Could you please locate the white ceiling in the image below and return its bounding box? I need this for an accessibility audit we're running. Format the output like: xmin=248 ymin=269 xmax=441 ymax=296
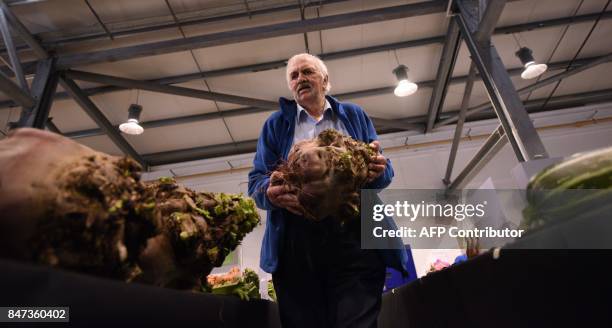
xmin=1 ymin=0 xmax=611 ymax=166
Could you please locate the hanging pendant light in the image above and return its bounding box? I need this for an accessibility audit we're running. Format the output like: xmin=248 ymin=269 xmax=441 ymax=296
xmin=515 ymin=47 xmax=547 ymax=80
xmin=119 ymin=104 xmax=144 ymax=135
xmin=392 ymin=64 xmax=418 ymax=97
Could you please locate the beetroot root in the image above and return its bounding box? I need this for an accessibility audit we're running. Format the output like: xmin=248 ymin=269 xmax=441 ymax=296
xmin=272 ymin=129 xmax=375 ymax=221
xmin=0 ymin=128 xmax=259 ymax=291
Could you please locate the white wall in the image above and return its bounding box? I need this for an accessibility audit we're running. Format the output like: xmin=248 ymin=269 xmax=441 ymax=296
xmin=382 ymin=119 xmax=612 ymax=276
xmin=147 ymin=103 xmax=612 ymax=277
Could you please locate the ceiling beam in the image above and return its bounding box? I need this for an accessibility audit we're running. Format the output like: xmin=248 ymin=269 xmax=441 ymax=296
xmin=473 ymin=0 xmax=506 ymax=42
xmin=494 ymin=10 xmax=612 ymax=35
xmin=443 ymin=62 xmax=477 ymax=186
xmin=456 ymin=0 xmax=548 ymax=161
xmin=0 ymin=5 xmax=28 ymax=92
xmin=45 ymin=117 xmax=61 ymax=133
xmin=4 ymin=9 xmax=612 ymax=78
xmin=370 ymin=117 xmax=424 ymax=131
xmin=59 ymin=76 xmax=147 ymax=169
xmin=17 ymin=57 xmax=59 ymax=128
xmin=55 ymin=1 xmax=447 ymax=68
xmin=2 ymin=10 xmax=610 ymax=108
xmin=0 ymin=70 xmax=33 ymax=107
xmin=65 ymin=106 xmax=269 ymax=139
xmin=0 ymin=0 xmax=46 ymax=58
xmin=142 ymin=88 xmax=612 ymax=165
xmin=425 ymin=18 xmax=461 ymax=133
xmin=446 ymin=124 xmax=506 ymax=191
xmin=0 ymin=0 xmax=40 ymax=109
xmin=9 ymin=0 xmax=546 ymax=54
xmin=59 ymin=54 xmax=612 ymax=139
xmin=0 ymin=0 xmax=150 ymax=169
xmin=143 ymin=139 xmax=259 ymax=166
xmin=435 ymin=52 xmax=612 ymax=127
xmin=64 ymin=69 xmax=278 ymax=110
xmin=1 ymin=0 xmax=354 ymax=52
xmin=442 ymin=0 xmax=507 ymax=184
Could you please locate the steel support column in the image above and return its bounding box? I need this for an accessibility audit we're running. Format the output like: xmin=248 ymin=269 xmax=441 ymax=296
xmin=443 ymin=0 xmax=505 ymax=184
xmin=0 ymin=0 xmax=46 ymax=59
xmin=454 ymin=0 xmax=548 ymax=161
xmin=425 ymin=18 xmax=461 ymax=133
xmin=0 ymin=6 xmax=27 ymax=91
xmin=435 ymin=52 xmax=612 ymax=128
xmin=0 ymin=69 xmax=33 ymax=107
xmin=17 ymin=57 xmax=59 ymax=128
xmin=45 ymin=117 xmax=61 ymax=134
xmin=443 ymin=63 xmax=477 ymax=186
xmin=447 ymin=125 xmax=507 ymax=191
xmin=60 ymin=76 xmax=147 ymax=169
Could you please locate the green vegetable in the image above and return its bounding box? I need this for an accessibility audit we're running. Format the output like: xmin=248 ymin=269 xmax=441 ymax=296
xmin=522 ymin=146 xmax=612 ymax=230
xmin=158 ymin=176 xmax=174 ymax=184
xmin=108 ymin=200 xmax=123 ymax=213
xmin=209 ymin=268 xmax=261 ymax=301
xmin=267 ymin=280 xmax=277 ymax=302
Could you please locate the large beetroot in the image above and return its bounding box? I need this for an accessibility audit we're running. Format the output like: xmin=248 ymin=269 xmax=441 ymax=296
xmin=271 ymin=129 xmax=375 ymax=221
xmin=0 ymin=128 xmax=259 ymax=291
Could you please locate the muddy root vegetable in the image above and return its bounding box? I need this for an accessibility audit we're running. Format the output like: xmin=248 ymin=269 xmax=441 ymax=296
xmin=0 ymin=128 xmax=260 ymax=291
xmin=272 ymin=129 xmax=375 ymax=221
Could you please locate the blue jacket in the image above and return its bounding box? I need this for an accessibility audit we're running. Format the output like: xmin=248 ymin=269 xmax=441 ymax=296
xmin=248 ymin=95 xmax=409 ymax=274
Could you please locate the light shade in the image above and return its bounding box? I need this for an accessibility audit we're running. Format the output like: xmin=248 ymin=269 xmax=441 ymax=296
xmin=515 ymin=47 xmax=547 ymax=79
xmin=119 ymin=104 xmax=144 ymax=135
xmin=119 ymin=119 xmax=144 ymax=135
xmin=394 ymin=80 xmax=418 ymax=97
xmin=521 ymin=62 xmax=548 ymax=80
xmin=392 ymin=65 xmax=418 ymax=97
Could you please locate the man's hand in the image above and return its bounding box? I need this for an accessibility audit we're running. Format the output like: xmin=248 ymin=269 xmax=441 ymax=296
xmin=367 ymin=140 xmax=387 ymax=183
xmin=267 ymin=172 xmax=305 ymax=215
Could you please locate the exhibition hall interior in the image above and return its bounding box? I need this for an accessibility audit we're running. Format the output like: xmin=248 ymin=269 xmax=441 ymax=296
xmin=0 ymin=0 xmax=611 ymax=326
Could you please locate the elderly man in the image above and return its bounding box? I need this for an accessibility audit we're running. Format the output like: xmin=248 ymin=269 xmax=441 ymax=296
xmin=248 ymin=53 xmax=407 ymax=327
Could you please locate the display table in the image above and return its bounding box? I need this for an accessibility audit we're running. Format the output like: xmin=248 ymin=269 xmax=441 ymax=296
xmin=379 ymin=210 xmax=612 ymax=327
xmin=3 ymin=209 xmax=611 ymax=327
xmin=0 ymin=259 xmax=281 ymax=327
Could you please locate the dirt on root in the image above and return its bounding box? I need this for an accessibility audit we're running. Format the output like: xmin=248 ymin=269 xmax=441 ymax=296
xmin=0 ymin=128 xmax=260 ymax=291
xmin=272 ymin=129 xmax=374 ymax=221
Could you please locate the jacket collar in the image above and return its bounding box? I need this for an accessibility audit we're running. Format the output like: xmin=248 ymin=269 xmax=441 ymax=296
xmin=278 ymin=95 xmax=346 ymax=123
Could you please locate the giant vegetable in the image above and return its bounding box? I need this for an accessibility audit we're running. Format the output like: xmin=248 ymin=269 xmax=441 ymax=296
xmin=522 ymin=146 xmax=612 ymax=230
xmin=0 ymin=128 xmax=259 ymax=291
xmin=271 ymin=129 xmax=375 ymax=221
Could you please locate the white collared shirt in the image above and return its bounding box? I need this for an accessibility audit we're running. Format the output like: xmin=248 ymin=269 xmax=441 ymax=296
xmin=292 ymin=99 xmax=349 ymax=145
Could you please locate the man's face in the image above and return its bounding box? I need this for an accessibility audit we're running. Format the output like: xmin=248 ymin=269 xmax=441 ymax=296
xmin=287 ymin=57 xmax=328 ymax=105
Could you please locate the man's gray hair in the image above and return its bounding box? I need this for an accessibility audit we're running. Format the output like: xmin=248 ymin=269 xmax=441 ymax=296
xmin=286 ymin=53 xmax=331 ymax=93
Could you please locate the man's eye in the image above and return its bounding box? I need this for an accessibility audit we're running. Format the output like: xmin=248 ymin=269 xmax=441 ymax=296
xmin=303 ymin=69 xmax=312 ymax=75
xmin=291 ymin=73 xmax=298 ymax=79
